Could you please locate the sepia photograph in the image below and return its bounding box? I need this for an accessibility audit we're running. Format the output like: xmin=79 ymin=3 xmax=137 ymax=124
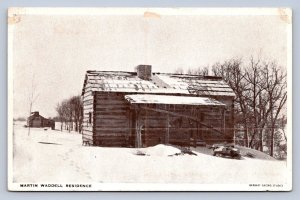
xmin=7 ymin=7 xmax=292 ymax=191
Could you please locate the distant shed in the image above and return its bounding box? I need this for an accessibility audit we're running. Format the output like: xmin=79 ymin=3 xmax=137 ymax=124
xmin=27 ymin=111 xmax=55 ymax=130
xmin=81 ymin=65 xmax=235 ymax=148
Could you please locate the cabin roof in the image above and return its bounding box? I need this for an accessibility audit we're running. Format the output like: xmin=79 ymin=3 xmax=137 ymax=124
xmin=82 ymin=71 xmax=235 ymax=97
xmin=28 ymin=114 xmax=45 ymax=120
xmin=125 ymin=94 xmax=226 ymax=106
xmin=27 ymin=113 xmax=54 ymax=122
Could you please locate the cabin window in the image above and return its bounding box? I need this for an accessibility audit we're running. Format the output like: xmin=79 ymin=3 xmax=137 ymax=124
xmin=88 ymin=112 xmax=92 ymax=124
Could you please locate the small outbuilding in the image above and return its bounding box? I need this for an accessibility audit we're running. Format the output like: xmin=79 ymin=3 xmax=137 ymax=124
xmin=81 ymin=65 xmax=235 ymax=148
xmin=27 ymin=111 xmax=55 ymax=130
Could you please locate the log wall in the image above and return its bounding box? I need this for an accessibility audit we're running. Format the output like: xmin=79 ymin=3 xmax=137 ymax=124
xmin=214 ymin=96 xmax=235 ymax=143
xmin=82 ymin=89 xmax=94 ymax=145
xmin=138 ymin=103 xmax=230 ymax=147
xmin=92 ymin=92 xmax=132 ymax=147
xmin=81 ymin=90 xmax=234 ymax=147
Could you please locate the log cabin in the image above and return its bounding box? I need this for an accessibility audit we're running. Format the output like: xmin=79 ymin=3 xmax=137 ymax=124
xmin=81 ymin=65 xmax=235 ymax=148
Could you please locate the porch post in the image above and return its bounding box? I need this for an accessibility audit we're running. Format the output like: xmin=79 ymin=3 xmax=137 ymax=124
xmin=165 ymin=111 xmax=170 ymax=144
xmin=135 ymin=108 xmax=142 ymax=148
xmin=222 ymin=108 xmax=226 ymax=135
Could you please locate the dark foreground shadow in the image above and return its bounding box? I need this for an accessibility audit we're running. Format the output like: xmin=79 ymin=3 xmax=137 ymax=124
xmin=38 ymin=142 xmax=61 ymax=145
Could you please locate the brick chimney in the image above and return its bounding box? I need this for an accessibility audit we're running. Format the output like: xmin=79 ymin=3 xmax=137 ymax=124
xmin=136 ymin=65 xmax=152 ymax=80
xmin=31 ymin=111 xmax=39 ymax=116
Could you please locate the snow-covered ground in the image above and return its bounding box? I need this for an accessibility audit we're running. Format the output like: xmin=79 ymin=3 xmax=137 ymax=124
xmin=12 ymin=122 xmax=288 ymax=185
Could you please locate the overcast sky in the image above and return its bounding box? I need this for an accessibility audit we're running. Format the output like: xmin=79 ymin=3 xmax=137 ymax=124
xmin=10 ymin=8 xmax=290 ymax=118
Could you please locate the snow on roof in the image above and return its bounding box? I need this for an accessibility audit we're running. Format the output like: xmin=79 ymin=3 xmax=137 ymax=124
xmin=155 ymin=74 xmax=234 ymax=96
xmin=82 ymin=71 xmax=235 ymax=97
xmin=83 ymin=71 xmax=161 ymax=94
xmin=125 ymin=94 xmax=226 ymax=106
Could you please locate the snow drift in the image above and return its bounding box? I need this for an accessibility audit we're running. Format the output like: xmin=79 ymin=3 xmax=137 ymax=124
xmin=12 ymin=122 xmax=288 ymax=185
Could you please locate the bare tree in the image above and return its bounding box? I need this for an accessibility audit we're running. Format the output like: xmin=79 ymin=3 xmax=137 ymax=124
xmin=56 ymin=95 xmax=83 ymax=133
xmin=261 ymin=62 xmax=287 ymax=156
xmin=186 ymin=66 xmax=210 ymax=76
xmin=175 ymin=57 xmax=287 ymax=157
xmin=279 ymin=115 xmax=287 ymax=142
xmin=62 ymin=99 xmax=73 ymax=132
xmin=174 ymin=66 xmax=210 ymax=76
xmin=211 ymin=57 xmax=287 ymax=156
xmin=174 ymin=67 xmax=184 ymax=74
xmin=55 ymin=102 xmax=64 ymax=131
xmin=187 ymin=68 xmax=194 ymax=75
xmin=277 ymin=115 xmax=287 ymax=159
xmin=27 ymin=74 xmax=39 ymax=136
xmin=212 ymin=58 xmax=250 ymax=147
xmin=196 ymin=66 xmax=210 ymax=76
xmin=244 ymin=56 xmax=266 ymax=150
xmin=69 ymin=95 xmax=83 ymax=132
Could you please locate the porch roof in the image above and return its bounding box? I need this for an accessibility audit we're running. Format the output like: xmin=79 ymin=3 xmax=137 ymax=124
xmin=125 ymin=94 xmax=226 ymax=106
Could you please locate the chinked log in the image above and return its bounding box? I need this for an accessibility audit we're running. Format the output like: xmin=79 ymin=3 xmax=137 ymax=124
xmin=94 ymin=100 xmax=129 ymax=105
xmin=93 ymin=108 xmax=130 ymax=112
xmin=94 ymin=111 xmax=128 ymax=115
xmin=82 ymin=127 xmax=93 ymax=132
xmin=93 ymin=132 xmax=129 ymax=137
xmin=94 ymin=115 xmax=128 ymax=120
xmin=94 ymin=118 xmax=128 ymax=124
xmin=95 ymin=94 xmax=125 ymax=99
xmin=95 ymin=105 xmax=129 ymax=110
xmin=94 ymin=127 xmax=129 ymax=131
xmin=83 ymin=99 xmax=93 ymax=104
xmin=82 ymin=134 xmax=93 ymax=140
xmin=83 ymin=109 xmax=94 ymax=115
xmin=82 ymin=94 xmax=93 ymax=101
